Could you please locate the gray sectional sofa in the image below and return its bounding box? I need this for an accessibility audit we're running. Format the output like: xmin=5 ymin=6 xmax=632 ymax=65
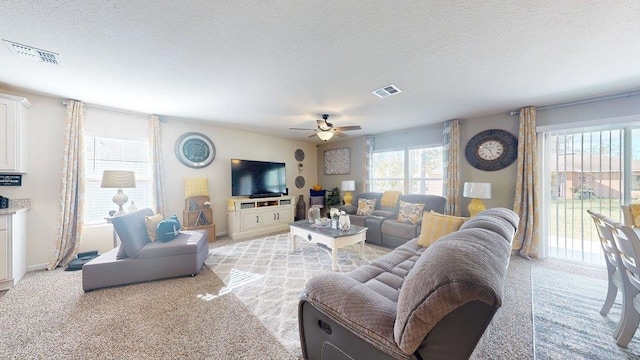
xmin=339 ymin=192 xmax=446 ymax=248
xmin=82 ymin=208 xmax=209 ymax=292
xmin=298 ymin=207 xmax=519 ymax=360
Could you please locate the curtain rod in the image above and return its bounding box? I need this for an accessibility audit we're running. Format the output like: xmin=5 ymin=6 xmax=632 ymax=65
xmin=509 ymin=89 xmax=640 ymax=116
xmin=60 ymin=99 xmax=153 ymax=118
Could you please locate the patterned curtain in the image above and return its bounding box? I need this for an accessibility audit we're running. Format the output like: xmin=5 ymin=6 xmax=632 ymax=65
xmin=48 ymin=100 xmax=85 ymax=270
xmin=150 ymin=115 xmax=166 ymax=216
xmin=512 ymin=106 xmax=540 ymax=259
xmin=362 ymin=135 xmax=375 ymax=192
xmin=443 ymin=120 xmax=462 ymax=216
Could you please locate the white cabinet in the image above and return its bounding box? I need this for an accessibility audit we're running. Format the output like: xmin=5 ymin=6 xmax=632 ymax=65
xmin=228 ymin=196 xmax=295 ymax=240
xmin=0 ymin=210 xmax=27 ymax=291
xmin=0 ymin=94 xmax=30 ymax=173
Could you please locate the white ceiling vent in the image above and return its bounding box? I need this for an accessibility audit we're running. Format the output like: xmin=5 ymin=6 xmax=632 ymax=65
xmin=372 ymin=84 xmax=402 ymax=98
xmin=3 ymin=40 xmax=62 ymax=65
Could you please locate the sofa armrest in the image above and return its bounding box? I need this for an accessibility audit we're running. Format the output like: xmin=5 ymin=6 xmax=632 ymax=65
xmin=339 ymin=204 xmax=357 ymax=215
xmin=301 ymin=273 xmax=403 ymax=357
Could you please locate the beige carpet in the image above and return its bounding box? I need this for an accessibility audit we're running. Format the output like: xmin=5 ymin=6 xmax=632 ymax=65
xmin=0 ymin=265 xmax=293 ymax=359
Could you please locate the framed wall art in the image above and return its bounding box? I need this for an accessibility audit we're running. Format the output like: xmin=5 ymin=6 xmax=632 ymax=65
xmin=324 ymin=147 xmax=350 ymax=175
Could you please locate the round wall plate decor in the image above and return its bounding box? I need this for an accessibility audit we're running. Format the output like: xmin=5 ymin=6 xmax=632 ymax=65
xmin=295 ymin=149 xmax=305 ymax=162
xmin=465 ymin=129 xmax=518 ymax=171
xmin=175 ymin=132 xmax=216 ymax=168
xmin=295 ymin=175 xmax=306 ymax=189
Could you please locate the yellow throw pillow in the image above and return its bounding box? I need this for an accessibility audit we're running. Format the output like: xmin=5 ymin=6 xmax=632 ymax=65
xmin=630 ymin=204 xmax=640 ymax=227
xmin=357 ymin=198 xmax=376 ymax=216
xmin=145 ymin=213 xmax=164 ymax=241
xmin=397 ymin=200 xmax=425 ymax=224
xmin=417 ymin=211 xmax=467 ymax=247
xmin=380 ymin=190 xmax=402 ymax=208
xmin=184 ymin=177 xmax=209 ymax=198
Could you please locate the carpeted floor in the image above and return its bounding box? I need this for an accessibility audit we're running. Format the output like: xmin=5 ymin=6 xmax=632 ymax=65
xmin=532 ymin=259 xmax=640 ymax=359
xmin=1 ymin=232 xmax=635 ymax=359
xmin=0 ymin=264 xmax=293 ymax=359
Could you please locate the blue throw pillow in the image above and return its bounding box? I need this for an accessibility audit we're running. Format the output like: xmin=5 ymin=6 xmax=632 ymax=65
xmin=156 ymin=215 xmax=181 ymax=242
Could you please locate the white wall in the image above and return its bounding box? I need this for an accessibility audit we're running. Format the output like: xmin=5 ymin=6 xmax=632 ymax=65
xmin=0 ymin=86 xmax=317 ymax=269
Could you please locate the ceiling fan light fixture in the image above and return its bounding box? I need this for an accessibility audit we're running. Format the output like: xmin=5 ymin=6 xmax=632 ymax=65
xmin=317 ymin=131 xmax=334 ymax=141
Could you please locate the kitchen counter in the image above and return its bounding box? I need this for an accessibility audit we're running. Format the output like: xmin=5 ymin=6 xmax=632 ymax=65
xmin=0 ymin=198 xmax=31 ymax=215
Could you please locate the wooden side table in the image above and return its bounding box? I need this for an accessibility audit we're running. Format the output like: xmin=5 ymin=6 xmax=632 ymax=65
xmin=183 ymin=196 xmax=216 ymax=242
xmin=183 ymin=223 xmax=216 ymax=242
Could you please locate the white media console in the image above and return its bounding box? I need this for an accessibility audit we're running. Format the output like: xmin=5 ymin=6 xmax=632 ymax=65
xmin=227 ymin=196 xmax=295 ymax=240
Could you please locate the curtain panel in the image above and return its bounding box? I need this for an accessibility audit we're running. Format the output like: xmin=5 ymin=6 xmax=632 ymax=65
xmin=363 ymin=135 xmax=374 ymax=192
xmin=48 ymin=100 xmax=86 ymax=270
xmin=512 ymin=106 xmax=540 ymax=259
xmin=443 ymin=119 xmax=462 ymax=216
xmin=150 ymin=115 xmax=166 ymax=216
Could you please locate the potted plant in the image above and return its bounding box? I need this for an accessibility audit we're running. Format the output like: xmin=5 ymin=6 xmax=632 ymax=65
xmin=326 ymin=186 xmax=341 ymax=207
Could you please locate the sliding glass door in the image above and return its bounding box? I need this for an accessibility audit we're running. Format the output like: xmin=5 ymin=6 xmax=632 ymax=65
xmin=542 ymin=124 xmax=640 ymax=264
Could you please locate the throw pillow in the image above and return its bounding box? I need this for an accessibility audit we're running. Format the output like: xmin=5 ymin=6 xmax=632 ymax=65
xmin=397 ymin=200 xmax=425 ymax=224
xmin=356 ymin=198 xmax=376 ymax=216
xmin=144 ymin=213 xmax=164 ymax=241
xmin=380 ymin=190 xmax=402 ymax=208
xmin=417 ymin=211 xmax=467 ymax=247
xmin=156 ymin=215 xmax=181 ymax=242
xmin=184 ymin=177 xmax=209 ymax=198
xmin=630 ymin=204 xmax=640 ymax=227
xmin=112 ymin=208 xmax=154 ymax=259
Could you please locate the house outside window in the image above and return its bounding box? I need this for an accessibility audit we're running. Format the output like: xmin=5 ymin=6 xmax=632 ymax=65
xmin=371 ymin=146 xmax=443 ymax=195
xmin=84 ymin=136 xmax=152 ymax=224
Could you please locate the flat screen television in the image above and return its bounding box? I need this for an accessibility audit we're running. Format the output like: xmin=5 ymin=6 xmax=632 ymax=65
xmin=231 ymin=159 xmax=287 ymax=197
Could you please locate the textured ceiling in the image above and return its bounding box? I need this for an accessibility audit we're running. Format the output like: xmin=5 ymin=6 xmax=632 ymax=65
xmin=1 ymin=1 xmax=640 ymax=142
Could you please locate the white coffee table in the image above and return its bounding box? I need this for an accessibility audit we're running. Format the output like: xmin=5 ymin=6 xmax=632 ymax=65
xmin=290 ymin=220 xmax=367 ymax=271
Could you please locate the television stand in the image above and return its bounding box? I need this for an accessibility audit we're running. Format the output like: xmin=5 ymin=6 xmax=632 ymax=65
xmin=249 ymin=193 xmax=282 ymax=199
xmin=227 ymin=196 xmax=294 ymax=240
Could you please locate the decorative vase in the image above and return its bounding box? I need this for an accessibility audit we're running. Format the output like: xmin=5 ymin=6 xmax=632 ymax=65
xmin=308 ymin=205 xmax=320 ymax=224
xmin=338 ymin=211 xmax=351 ymax=231
xmin=296 ymin=194 xmax=306 ymax=221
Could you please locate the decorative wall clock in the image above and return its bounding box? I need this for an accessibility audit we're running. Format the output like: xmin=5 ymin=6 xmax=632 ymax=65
xmin=175 ymin=132 xmax=216 ymax=168
xmin=465 ymin=129 xmax=518 ymax=171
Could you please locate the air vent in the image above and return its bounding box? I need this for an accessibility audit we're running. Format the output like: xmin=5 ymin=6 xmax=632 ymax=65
xmin=372 ymin=84 xmax=402 ymax=98
xmin=3 ymin=40 xmax=62 ymax=65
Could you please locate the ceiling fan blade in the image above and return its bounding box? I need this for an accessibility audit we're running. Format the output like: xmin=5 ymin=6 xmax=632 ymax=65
xmin=289 ymin=127 xmax=317 ymax=131
xmin=308 ymin=133 xmax=318 ymax=138
xmin=332 ymin=125 xmax=361 ymax=131
xmin=333 ymin=132 xmax=348 ymax=138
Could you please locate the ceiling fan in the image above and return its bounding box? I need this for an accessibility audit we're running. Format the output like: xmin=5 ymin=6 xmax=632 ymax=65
xmin=289 ymin=114 xmax=362 ymax=141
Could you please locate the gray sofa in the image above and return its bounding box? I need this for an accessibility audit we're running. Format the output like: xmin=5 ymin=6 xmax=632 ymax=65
xmin=298 ymin=207 xmax=519 ymax=360
xmin=340 ymin=192 xmax=446 ymax=248
xmin=82 ymin=208 xmax=209 ymax=292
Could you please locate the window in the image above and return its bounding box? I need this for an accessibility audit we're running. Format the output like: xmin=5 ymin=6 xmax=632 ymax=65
xmin=371 ymin=146 xmax=443 ymax=195
xmin=542 ymin=123 xmax=640 ymax=264
xmin=84 ymin=136 xmax=152 ymax=224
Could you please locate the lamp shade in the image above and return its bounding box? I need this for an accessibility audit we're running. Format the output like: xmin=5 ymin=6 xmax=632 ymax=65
xmin=463 ymin=182 xmax=491 ymax=199
xmin=101 ymin=170 xmax=136 ymax=189
xmin=341 ymin=180 xmax=356 ymax=192
xmin=317 ymin=131 xmax=334 ymax=141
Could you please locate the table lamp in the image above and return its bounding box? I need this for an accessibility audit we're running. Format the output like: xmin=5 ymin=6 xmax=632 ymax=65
xmin=463 ymin=182 xmax=491 ymax=217
xmin=101 ymin=170 xmax=136 ymax=216
xmin=341 ymin=180 xmax=356 ymax=206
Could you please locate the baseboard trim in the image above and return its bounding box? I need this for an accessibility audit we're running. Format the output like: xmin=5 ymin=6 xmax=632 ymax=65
xmin=27 ymin=263 xmax=48 ymax=272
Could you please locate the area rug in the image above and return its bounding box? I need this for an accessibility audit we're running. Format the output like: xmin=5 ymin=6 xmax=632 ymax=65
xmin=532 ymin=259 xmax=640 ymax=359
xmin=205 ymin=232 xmax=390 ymax=357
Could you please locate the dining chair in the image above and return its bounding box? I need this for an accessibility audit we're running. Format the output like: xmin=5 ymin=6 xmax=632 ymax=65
xmin=609 ymin=222 xmax=640 ymax=347
xmin=588 ymin=210 xmax=625 ymax=318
